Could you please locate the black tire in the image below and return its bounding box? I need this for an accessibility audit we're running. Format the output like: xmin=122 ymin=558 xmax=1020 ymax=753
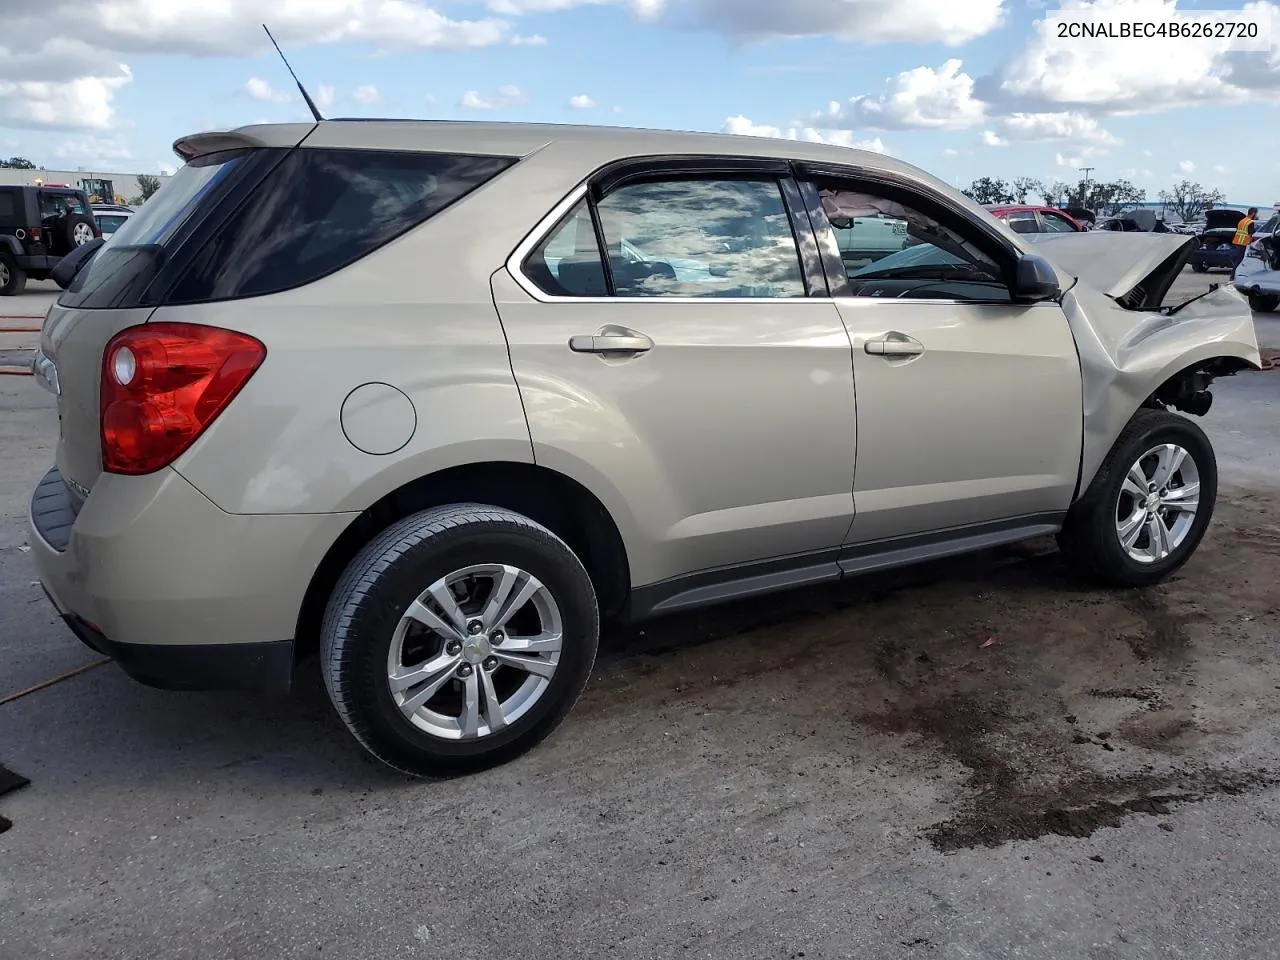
xmin=1191 ymin=261 xmax=1207 ymax=273
xmin=1058 ymin=410 xmax=1217 ymax=588
xmin=320 ymin=503 xmax=600 ymax=778
xmin=1247 ymin=291 xmax=1279 ymax=312
xmin=0 ymin=251 xmax=26 ymax=296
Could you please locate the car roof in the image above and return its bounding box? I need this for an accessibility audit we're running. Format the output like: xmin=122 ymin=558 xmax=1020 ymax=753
xmin=175 ymin=119 xmax=954 ymax=193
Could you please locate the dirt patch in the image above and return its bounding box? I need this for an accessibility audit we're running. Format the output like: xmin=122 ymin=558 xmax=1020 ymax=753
xmin=586 ymin=489 xmax=1280 ymax=852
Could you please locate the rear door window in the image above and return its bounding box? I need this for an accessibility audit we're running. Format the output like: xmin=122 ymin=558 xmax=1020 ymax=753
xmin=0 ymin=189 xmax=17 ymax=223
xmin=165 ymin=148 xmax=516 ymax=304
xmin=1003 ymin=210 xmax=1039 ymax=234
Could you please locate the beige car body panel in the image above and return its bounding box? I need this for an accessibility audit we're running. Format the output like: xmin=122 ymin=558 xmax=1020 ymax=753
xmin=26 ymin=119 xmax=1262 ymax=662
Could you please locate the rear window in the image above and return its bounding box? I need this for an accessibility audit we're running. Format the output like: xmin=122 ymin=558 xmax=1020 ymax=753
xmin=0 ymin=191 xmax=17 ymax=220
xmin=165 ymin=148 xmax=515 ymax=304
xmin=60 ymin=150 xmax=255 ymax=309
xmin=59 ymin=147 xmax=515 ymax=310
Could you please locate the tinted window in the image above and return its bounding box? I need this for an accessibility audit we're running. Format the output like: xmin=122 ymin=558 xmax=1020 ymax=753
xmin=524 ymin=200 xmax=608 ymax=297
xmin=809 ymin=181 xmax=1011 ymax=302
xmin=167 ymin=148 xmax=515 ymax=304
xmin=0 ymin=190 xmax=16 ymax=221
xmin=1041 ymin=212 xmax=1077 ymax=233
xmin=59 ymin=149 xmax=256 ymax=310
xmin=594 ymin=178 xmax=806 ymax=298
xmin=97 ymin=214 xmax=128 ymax=234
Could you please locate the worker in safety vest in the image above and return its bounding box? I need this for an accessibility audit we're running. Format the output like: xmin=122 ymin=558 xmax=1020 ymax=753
xmin=1233 ymin=208 xmax=1259 ymax=247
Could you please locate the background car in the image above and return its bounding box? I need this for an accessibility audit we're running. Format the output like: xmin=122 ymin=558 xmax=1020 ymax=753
xmin=984 ymin=204 xmax=1083 ymax=234
xmin=0 ymin=183 xmax=101 ymax=295
xmin=1189 ymin=208 xmax=1249 ymax=272
xmin=91 ymin=203 xmax=135 ymax=240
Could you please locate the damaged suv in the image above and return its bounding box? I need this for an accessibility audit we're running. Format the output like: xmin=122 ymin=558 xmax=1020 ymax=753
xmin=28 ymin=121 xmax=1261 ymax=777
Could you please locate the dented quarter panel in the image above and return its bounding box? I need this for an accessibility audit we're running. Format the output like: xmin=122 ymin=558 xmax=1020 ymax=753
xmin=1063 ymin=281 xmax=1261 ymax=493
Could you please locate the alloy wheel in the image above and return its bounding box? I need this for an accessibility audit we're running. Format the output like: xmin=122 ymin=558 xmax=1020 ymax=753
xmin=73 ymin=222 xmax=95 ymax=245
xmin=387 ymin=563 xmax=563 ymax=740
xmin=1114 ymin=442 xmax=1201 ymax=563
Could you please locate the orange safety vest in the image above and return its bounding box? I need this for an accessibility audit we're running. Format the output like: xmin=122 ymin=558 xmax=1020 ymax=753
xmin=1233 ymin=216 xmax=1255 ymax=245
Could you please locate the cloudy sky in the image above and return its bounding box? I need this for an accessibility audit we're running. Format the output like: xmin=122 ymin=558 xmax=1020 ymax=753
xmin=2 ymin=0 xmax=1278 ymax=202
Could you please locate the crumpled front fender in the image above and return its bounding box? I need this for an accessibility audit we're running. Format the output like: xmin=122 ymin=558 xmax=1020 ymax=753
xmin=1063 ymin=281 xmax=1261 ymax=495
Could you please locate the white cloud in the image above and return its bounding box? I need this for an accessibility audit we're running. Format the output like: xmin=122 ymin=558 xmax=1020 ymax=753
xmin=510 ymin=33 xmax=548 ymax=44
xmin=316 ymin=84 xmax=336 ymax=110
xmin=460 ymin=84 xmax=529 ymax=110
xmin=818 ymin=60 xmax=985 ymax=130
xmin=568 ymin=94 xmax=597 ymax=109
xmin=612 ymin=105 xmax=623 ymax=113
xmin=981 ymin=130 xmax=1007 ymax=146
xmin=0 ymin=67 xmax=132 ymax=131
xmin=1055 ymin=147 xmax=1108 ymax=168
xmin=1214 ymin=164 xmax=1229 ymax=174
xmin=980 ymin=0 xmax=1280 ymax=115
xmin=157 ymin=161 xmax=177 ymax=176
xmin=996 ymin=110 xmax=1120 ymax=145
xmin=1178 ymin=160 xmax=1196 ymax=174
xmin=943 ymin=147 xmax=959 ymax=155
xmin=722 ymin=115 xmax=889 ymax=154
xmin=352 ymin=84 xmax=380 ymax=105
xmin=490 ymin=0 xmax=1005 ymax=45
xmin=244 ymin=76 xmax=292 ymax=104
xmin=53 ymin=135 xmax=133 ymax=167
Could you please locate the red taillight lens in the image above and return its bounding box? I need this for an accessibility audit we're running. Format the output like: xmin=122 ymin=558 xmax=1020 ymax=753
xmin=100 ymin=322 xmax=266 ymax=475
xmin=28 ymin=226 xmax=42 ymax=243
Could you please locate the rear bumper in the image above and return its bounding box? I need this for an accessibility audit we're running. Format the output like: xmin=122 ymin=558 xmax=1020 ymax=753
xmin=16 ymin=254 xmax=57 ymax=271
xmin=53 ymin=594 xmax=295 ymax=693
xmin=28 ymin=464 xmax=357 ymax=695
xmin=1190 ymin=245 xmax=1244 ymax=268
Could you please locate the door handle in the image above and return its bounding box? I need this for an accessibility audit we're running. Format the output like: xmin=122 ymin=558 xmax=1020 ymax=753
xmin=864 ymin=332 xmax=924 ymax=357
xmin=568 ymin=332 xmax=654 ymax=354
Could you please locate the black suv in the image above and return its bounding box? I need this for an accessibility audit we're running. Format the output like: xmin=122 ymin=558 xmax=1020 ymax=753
xmin=0 ymin=184 xmax=101 ymax=296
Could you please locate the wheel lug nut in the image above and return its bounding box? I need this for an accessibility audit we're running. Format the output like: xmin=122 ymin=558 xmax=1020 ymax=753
xmin=484 ymin=657 xmax=498 ymax=671
xmin=446 ymin=641 xmax=462 ymax=655
xmin=468 ymin=621 xmax=484 ymax=635
xmin=457 ymin=664 xmax=473 ymax=678
xmin=491 ymin=631 xmax=505 ymax=645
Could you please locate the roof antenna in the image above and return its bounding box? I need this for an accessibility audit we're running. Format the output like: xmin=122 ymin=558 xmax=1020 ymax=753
xmin=262 ymin=24 xmax=324 ymax=122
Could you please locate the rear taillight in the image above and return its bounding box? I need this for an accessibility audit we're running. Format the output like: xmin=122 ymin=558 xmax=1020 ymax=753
xmin=100 ymin=322 xmax=266 ymax=475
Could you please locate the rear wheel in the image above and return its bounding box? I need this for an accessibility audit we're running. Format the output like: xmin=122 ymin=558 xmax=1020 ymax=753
xmin=1191 ymin=261 xmax=1207 ymax=273
xmin=0 ymin=252 xmax=26 ymax=296
xmin=1058 ymin=410 xmax=1216 ymax=588
xmin=1247 ymin=291 xmax=1279 ymax=312
xmin=320 ymin=504 xmax=600 ymax=777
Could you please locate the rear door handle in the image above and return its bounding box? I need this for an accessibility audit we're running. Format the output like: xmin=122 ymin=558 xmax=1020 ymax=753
xmin=568 ymin=332 xmax=654 ymax=354
xmin=864 ymin=332 xmax=924 ymax=357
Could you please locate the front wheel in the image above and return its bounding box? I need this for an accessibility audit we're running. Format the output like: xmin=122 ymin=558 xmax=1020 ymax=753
xmin=1058 ymin=410 xmax=1216 ymax=588
xmin=320 ymin=504 xmax=600 ymax=777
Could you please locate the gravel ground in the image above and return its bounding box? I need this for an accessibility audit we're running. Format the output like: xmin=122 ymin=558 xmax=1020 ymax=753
xmin=2 ymin=270 xmax=1279 ymax=960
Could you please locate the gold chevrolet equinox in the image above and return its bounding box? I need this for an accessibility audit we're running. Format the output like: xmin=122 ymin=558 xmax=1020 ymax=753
xmin=27 ymin=119 xmax=1261 ymax=777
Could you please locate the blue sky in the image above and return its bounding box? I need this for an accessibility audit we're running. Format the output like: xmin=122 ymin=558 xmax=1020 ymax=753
xmin=3 ymin=0 xmax=1278 ymax=205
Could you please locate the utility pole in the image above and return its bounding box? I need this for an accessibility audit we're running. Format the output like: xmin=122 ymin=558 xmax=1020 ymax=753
xmin=1078 ymin=166 xmax=1094 ymax=183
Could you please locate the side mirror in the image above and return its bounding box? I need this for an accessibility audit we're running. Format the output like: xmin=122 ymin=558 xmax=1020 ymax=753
xmin=1012 ymin=253 xmax=1061 ymax=302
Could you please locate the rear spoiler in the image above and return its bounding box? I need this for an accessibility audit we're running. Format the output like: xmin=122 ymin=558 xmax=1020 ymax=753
xmin=171 ymin=122 xmax=318 ymax=163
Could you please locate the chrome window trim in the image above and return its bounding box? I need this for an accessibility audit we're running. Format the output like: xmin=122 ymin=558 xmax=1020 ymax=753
xmin=503 ymin=166 xmax=1061 ymax=310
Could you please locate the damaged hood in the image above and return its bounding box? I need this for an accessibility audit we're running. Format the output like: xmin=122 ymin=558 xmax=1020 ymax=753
xmin=1019 ymin=231 xmax=1194 ymax=309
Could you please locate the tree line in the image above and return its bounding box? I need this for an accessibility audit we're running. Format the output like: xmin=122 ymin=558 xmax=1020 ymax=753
xmin=962 ymin=174 xmax=1232 ymax=222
